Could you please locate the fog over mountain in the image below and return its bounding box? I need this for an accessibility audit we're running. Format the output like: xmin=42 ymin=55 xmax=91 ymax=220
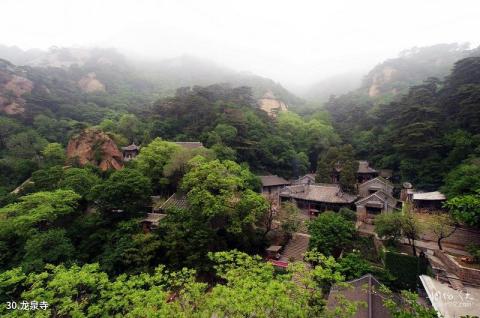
xmin=1 ymin=0 xmax=479 ymax=92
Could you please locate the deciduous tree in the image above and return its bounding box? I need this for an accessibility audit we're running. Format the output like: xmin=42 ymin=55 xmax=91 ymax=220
xmin=308 ymin=212 xmax=356 ymax=256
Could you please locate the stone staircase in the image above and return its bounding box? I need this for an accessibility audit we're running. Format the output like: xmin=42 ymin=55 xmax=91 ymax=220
xmin=280 ymin=233 xmax=310 ymax=262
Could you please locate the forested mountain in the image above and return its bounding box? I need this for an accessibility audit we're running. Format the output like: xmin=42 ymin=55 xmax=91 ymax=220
xmin=296 ymin=43 xmax=479 ymax=114
xmin=325 ymin=56 xmax=480 ymax=190
xmin=0 ymin=45 xmax=303 ymax=104
xmin=361 ymin=43 xmax=479 ymax=102
xmin=136 ymin=55 xmax=304 ymax=105
xmin=1 ymin=41 xmax=480 ymax=317
xmin=0 ymin=46 xmax=328 ymax=194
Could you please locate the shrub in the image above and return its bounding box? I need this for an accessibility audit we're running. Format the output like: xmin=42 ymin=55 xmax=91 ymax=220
xmin=384 ymin=251 xmax=418 ymax=291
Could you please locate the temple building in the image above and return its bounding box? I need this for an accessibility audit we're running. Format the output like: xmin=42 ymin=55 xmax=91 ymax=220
xmin=279 ymin=183 xmax=357 ymax=214
xmin=121 ymin=143 xmax=140 ymax=161
xmin=141 ymin=193 xmax=188 ymax=232
xmin=356 ymin=161 xmax=379 ymax=183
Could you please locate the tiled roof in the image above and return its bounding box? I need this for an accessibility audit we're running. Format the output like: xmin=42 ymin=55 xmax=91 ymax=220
xmin=259 ymin=175 xmax=291 ymax=187
xmin=121 ymin=143 xmax=140 ymax=151
xmin=327 ymin=274 xmax=392 ymax=318
xmin=413 ymin=191 xmax=446 ymax=201
xmin=280 ymin=184 xmax=357 ymax=204
xmin=293 ymin=174 xmax=316 ymax=184
xmin=359 ymin=176 xmax=393 ymax=188
xmin=355 ymin=190 xmax=397 ymax=207
xmin=156 ymin=193 xmax=189 ymax=212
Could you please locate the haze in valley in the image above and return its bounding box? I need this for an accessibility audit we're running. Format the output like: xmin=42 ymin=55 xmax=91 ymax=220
xmin=1 ymin=0 xmax=480 ymax=93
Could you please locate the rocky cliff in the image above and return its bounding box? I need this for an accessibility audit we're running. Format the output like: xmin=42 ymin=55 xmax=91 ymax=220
xmin=66 ymin=128 xmax=124 ymax=171
xmin=258 ymin=90 xmax=288 ymax=117
xmin=362 ymin=43 xmax=476 ymax=99
xmin=78 ymin=72 xmax=106 ymax=93
xmin=0 ymin=60 xmax=33 ymax=114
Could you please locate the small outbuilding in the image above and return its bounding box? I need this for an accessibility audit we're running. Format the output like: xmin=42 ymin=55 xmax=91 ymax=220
xmin=358 ymin=177 xmax=394 ymax=198
xmin=259 ymin=175 xmax=291 ymax=195
xmin=122 ymin=143 xmax=140 ymax=161
xmin=355 ymin=190 xmax=398 ymax=222
xmin=412 ymin=191 xmax=446 ymax=211
xmin=330 ymin=160 xmax=379 ymax=184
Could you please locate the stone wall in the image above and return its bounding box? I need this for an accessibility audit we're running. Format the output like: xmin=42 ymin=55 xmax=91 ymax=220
xmin=434 ymin=250 xmax=480 ymax=285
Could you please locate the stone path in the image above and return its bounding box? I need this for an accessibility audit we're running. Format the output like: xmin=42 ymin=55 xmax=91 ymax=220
xmin=280 ymin=233 xmax=310 ymax=262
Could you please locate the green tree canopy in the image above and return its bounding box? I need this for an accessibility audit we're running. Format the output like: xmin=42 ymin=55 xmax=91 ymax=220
xmin=134 ymin=138 xmax=181 ymax=193
xmin=31 ymin=165 xmax=65 ymax=192
xmin=0 ymin=250 xmax=362 ymax=317
xmin=21 ymin=229 xmax=75 ymax=272
xmin=308 ymin=212 xmax=356 ymax=256
xmin=58 ymin=167 xmax=102 ymax=200
xmin=91 ymin=168 xmax=151 ymax=214
xmin=41 ymin=143 xmax=66 ymax=167
xmin=442 ymin=161 xmax=480 ymax=198
xmin=181 ymin=157 xmax=267 ymax=234
xmin=445 ymin=191 xmax=480 ymax=228
xmin=374 ymin=212 xmax=404 ymax=243
xmin=0 ymin=189 xmax=80 ymax=238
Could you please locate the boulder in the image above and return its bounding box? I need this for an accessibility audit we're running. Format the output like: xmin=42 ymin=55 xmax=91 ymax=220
xmin=66 ymin=128 xmax=123 ymax=171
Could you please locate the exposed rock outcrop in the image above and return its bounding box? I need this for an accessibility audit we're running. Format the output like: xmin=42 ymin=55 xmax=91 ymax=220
xmin=66 ymin=128 xmax=124 ymax=171
xmin=0 ymin=61 xmax=33 ymax=114
xmin=78 ymin=72 xmax=106 ymax=93
xmin=258 ymin=90 xmax=288 ymax=117
xmin=368 ymin=66 xmax=398 ymax=97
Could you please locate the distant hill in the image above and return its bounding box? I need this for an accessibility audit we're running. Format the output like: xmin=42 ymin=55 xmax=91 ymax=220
xmin=0 ymin=46 xmax=303 ymax=111
xmin=302 ymin=43 xmax=480 ymax=105
xmin=134 ymin=54 xmax=303 ymax=106
xmin=360 ymin=43 xmax=479 ymax=101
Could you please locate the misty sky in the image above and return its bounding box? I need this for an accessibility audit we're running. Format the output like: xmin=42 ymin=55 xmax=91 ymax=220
xmin=2 ymin=0 xmax=480 ymax=88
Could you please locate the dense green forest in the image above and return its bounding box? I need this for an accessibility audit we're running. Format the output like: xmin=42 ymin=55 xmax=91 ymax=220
xmin=325 ymin=56 xmax=480 ymax=191
xmin=1 ymin=44 xmax=480 ymax=317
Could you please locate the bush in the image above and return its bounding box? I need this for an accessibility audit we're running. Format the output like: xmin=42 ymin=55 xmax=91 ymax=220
xmin=467 ymin=244 xmax=480 ymax=263
xmin=384 ymin=251 xmax=418 ymax=291
xmin=339 ymin=207 xmax=357 ymax=222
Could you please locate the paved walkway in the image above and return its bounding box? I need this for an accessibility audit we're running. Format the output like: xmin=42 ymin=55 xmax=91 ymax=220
xmin=280 ymin=233 xmax=310 ymax=262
